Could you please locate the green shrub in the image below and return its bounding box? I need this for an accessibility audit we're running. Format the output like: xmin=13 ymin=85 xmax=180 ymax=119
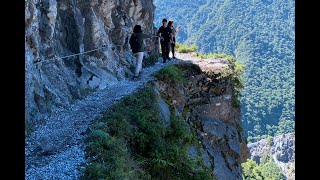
xmin=82 ymin=84 xmax=213 ymax=179
xmin=155 ymin=64 xmax=188 ymax=84
xmin=242 ymin=160 xmax=265 ymax=180
xmin=82 ymin=135 xmax=142 ymax=179
xmin=260 ymin=161 xmax=284 ymax=180
xmin=242 ymin=158 xmax=284 ymax=180
xmin=230 ymin=61 xmax=245 ymax=108
xmin=194 ymin=52 xmax=235 ymax=62
xmin=155 ymin=63 xmax=202 ymax=85
xmin=176 ymin=43 xmax=197 ymax=53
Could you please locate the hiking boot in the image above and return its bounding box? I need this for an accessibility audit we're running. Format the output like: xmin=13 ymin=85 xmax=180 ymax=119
xmin=162 ymin=57 xmax=166 ymax=63
xmin=167 ymin=57 xmax=171 ymax=61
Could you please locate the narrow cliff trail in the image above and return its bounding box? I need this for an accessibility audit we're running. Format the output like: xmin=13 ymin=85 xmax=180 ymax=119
xmin=25 ymin=54 xmax=198 ymax=179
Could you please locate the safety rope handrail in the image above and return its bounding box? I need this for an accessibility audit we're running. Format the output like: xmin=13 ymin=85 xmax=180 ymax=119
xmin=34 ymin=44 xmax=122 ymax=64
xmin=34 ymin=35 xmax=160 ymax=64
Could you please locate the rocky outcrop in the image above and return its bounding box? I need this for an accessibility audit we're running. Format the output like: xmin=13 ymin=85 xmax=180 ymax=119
xmin=156 ymin=60 xmax=250 ymax=179
xmin=248 ymin=133 xmax=295 ymax=179
xmin=25 ymin=0 xmax=251 ymax=178
xmin=25 ymin=0 xmax=157 ymax=123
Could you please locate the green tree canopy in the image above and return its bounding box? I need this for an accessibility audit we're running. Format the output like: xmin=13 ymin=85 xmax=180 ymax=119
xmin=154 ymin=0 xmax=295 ymax=142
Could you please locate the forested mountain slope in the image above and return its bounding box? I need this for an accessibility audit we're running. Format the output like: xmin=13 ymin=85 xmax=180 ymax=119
xmin=154 ymin=0 xmax=295 ymax=142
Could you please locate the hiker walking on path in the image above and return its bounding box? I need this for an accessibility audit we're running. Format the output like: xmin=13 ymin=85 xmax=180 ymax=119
xmin=157 ymin=18 xmax=173 ymax=63
xmin=129 ymin=25 xmax=153 ymax=79
xmin=168 ymin=20 xmax=180 ymax=59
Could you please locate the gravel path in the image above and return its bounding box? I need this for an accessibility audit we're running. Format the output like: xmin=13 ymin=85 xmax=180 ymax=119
xmin=25 ymin=56 xmax=186 ymax=180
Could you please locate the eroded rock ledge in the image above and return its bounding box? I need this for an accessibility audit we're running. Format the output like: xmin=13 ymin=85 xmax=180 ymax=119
xmin=154 ymin=60 xmax=250 ymax=179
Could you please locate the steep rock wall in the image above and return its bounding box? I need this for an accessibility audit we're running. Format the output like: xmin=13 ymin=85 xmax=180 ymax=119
xmin=156 ymin=61 xmax=250 ymax=179
xmin=248 ymin=133 xmax=295 ymax=179
xmin=25 ymin=0 xmax=157 ymax=122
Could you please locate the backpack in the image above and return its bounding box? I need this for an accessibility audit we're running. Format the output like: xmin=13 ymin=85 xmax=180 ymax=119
xmin=129 ymin=34 xmax=139 ymax=51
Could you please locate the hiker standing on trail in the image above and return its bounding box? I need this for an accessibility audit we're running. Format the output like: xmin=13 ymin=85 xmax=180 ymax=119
xmin=129 ymin=25 xmax=153 ymax=79
xmin=168 ymin=20 xmax=181 ymax=59
xmin=157 ymin=18 xmax=173 ymax=63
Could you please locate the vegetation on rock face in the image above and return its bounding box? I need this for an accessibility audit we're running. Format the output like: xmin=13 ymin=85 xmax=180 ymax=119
xmin=154 ymin=63 xmax=202 ymax=85
xmin=198 ymin=52 xmax=244 ymax=109
xmin=154 ymin=0 xmax=295 ymax=143
xmin=155 ymin=65 xmax=188 ymax=84
xmin=176 ymin=42 xmax=197 ymax=53
xmin=242 ymin=135 xmax=285 ymax=179
xmin=194 ymin=52 xmax=235 ymax=60
xmin=242 ymin=158 xmax=284 ymax=180
xmin=82 ymin=84 xmax=212 ymax=179
xmin=229 ymin=59 xmax=245 ymax=108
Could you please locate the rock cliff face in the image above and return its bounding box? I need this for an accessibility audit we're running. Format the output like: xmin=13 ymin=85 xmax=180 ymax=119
xmin=155 ymin=60 xmax=250 ymax=179
xmin=25 ymin=0 xmax=157 ymax=123
xmin=25 ymin=0 xmax=250 ymax=178
xmin=248 ymin=133 xmax=295 ymax=179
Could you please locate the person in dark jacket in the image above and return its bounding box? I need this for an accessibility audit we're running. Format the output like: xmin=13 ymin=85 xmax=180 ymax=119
xmin=157 ymin=18 xmax=173 ymax=63
xmin=129 ymin=25 xmax=152 ymax=79
xmin=168 ymin=20 xmax=181 ymax=59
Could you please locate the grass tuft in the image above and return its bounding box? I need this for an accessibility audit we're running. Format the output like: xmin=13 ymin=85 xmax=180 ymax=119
xmin=176 ymin=43 xmax=197 ymax=53
xmin=82 ymin=84 xmax=213 ymax=179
